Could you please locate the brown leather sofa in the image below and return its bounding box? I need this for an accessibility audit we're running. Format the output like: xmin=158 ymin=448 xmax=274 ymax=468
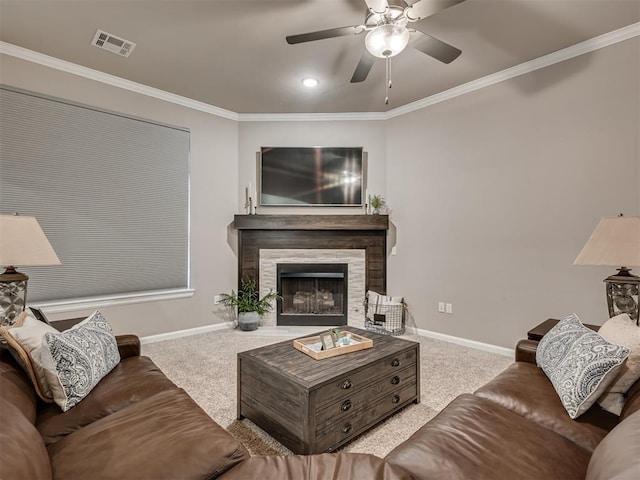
xmin=2 ymin=334 xmax=639 ymax=479
xmin=383 ymin=338 xmax=640 ymax=479
xmin=1 ymin=335 xmax=250 ymax=480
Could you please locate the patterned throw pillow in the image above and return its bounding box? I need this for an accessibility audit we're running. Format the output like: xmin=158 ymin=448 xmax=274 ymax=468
xmin=536 ymin=313 xmax=630 ymax=419
xmin=40 ymin=311 xmax=120 ymax=412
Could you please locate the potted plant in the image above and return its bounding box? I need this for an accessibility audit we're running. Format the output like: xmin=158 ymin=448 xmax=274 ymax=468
xmin=369 ymin=194 xmax=386 ymax=215
xmin=219 ymin=277 xmax=281 ymax=331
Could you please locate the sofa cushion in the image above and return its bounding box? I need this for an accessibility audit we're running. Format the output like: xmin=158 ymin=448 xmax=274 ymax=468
xmin=585 ymin=410 xmax=640 ymax=480
xmin=47 ymin=388 xmax=249 ymax=480
xmin=0 ymin=401 xmax=52 ymax=480
xmin=41 ymin=311 xmax=120 ymax=411
xmin=474 ymin=362 xmax=617 ymax=451
xmin=0 ymin=311 xmax=58 ymax=402
xmin=221 ymin=453 xmax=412 ymax=480
xmin=385 ymin=394 xmax=591 ymax=480
xmin=0 ymin=348 xmax=38 ymax=423
xmin=596 ymin=313 xmax=640 ymax=415
xmin=536 ymin=313 xmax=629 ymax=419
xmin=37 ymin=355 xmax=179 ymax=445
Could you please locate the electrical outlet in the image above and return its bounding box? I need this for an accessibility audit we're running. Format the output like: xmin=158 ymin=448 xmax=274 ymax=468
xmin=391 ymin=246 xmax=397 ymax=256
xmin=214 ymin=295 xmax=222 ymax=305
xmin=438 ymin=302 xmax=445 ymax=313
xmin=446 ymin=303 xmax=453 ymax=314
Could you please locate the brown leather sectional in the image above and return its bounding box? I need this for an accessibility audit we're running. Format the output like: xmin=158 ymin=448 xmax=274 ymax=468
xmin=2 ymin=334 xmax=639 ymax=479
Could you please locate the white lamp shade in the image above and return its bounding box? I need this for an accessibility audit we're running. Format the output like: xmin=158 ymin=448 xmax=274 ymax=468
xmin=0 ymin=215 xmax=61 ymax=267
xmin=574 ymin=216 xmax=640 ymax=267
xmin=365 ymin=24 xmax=410 ymax=58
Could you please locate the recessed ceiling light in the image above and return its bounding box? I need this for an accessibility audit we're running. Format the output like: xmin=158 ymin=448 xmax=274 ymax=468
xmin=302 ymin=77 xmax=319 ymax=88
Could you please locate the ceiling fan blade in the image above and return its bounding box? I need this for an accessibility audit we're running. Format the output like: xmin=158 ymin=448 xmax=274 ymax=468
xmin=405 ymin=0 xmax=466 ymax=22
xmin=409 ymin=30 xmax=461 ymax=64
xmin=363 ymin=0 xmax=389 ymax=14
xmin=286 ymin=25 xmax=364 ymax=44
xmin=350 ymin=50 xmax=376 ymax=83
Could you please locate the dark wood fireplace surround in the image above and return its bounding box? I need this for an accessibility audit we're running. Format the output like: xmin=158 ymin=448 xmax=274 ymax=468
xmin=233 ymin=215 xmax=389 ymax=294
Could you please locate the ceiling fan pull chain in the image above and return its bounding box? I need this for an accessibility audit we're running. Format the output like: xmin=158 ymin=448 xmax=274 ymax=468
xmin=385 ymin=56 xmax=390 ymax=105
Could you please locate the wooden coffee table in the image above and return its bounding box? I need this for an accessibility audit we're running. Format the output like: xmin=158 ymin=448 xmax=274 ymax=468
xmin=237 ymin=326 xmax=420 ymax=454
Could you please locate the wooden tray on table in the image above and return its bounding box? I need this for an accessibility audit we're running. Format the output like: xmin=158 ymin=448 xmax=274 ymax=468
xmin=293 ymin=331 xmax=373 ymax=360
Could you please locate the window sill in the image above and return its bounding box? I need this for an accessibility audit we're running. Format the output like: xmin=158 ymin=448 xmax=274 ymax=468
xmin=30 ymin=288 xmax=195 ymax=314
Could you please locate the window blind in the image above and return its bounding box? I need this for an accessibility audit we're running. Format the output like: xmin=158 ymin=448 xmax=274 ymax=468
xmin=0 ymin=85 xmax=189 ymax=303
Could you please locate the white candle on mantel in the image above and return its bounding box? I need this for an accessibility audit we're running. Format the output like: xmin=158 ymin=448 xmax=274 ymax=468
xmin=248 ymin=182 xmax=252 ymax=200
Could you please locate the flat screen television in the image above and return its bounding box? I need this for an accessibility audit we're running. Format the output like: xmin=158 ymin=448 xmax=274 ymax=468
xmin=260 ymin=147 xmax=363 ymax=206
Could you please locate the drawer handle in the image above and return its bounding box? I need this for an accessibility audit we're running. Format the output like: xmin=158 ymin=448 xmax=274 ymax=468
xmin=391 ymin=358 xmax=400 ymax=367
xmin=341 ymin=400 xmax=352 ymax=412
xmin=341 ymin=380 xmax=353 ymax=390
xmin=390 ymin=376 xmax=400 ymax=385
xmin=341 ymin=423 xmax=352 ymax=434
xmin=392 ymin=395 xmax=400 ymax=404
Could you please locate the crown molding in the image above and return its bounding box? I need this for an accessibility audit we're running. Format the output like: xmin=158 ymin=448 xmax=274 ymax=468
xmin=0 ymin=41 xmax=239 ymax=121
xmin=238 ymin=112 xmax=387 ymax=122
xmin=239 ymin=23 xmax=639 ymax=121
xmin=385 ymin=22 xmax=640 ymax=119
xmin=1 ymin=22 xmax=638 ymax=122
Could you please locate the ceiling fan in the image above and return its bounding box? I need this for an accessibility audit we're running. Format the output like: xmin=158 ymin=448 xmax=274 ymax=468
xmin=286 ymin=0 xmax=466 ymax=103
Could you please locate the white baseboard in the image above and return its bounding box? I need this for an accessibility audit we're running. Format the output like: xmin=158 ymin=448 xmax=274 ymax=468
xmin=140 ymin=322 xmax=234 ymax=344
xmin=140 ymin=321 xmax=514 ymax=358
xmin=406 ymin=326 xmax=514 ymax=358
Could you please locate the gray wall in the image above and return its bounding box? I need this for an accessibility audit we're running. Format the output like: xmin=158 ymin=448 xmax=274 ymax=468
xmin=238 ymin=120 xmax=387 ymax=216
xmin=1 ymin=36 xmax=638 ymax=347
xmin=386 ymin=38 xmax=639 ymax=347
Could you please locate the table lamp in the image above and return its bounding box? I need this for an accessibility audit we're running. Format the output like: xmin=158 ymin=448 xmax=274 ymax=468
xmin=0 ymin=214 xmax=61 ymax=326
xmin=574 ymin=215 xmax=640 ymax=325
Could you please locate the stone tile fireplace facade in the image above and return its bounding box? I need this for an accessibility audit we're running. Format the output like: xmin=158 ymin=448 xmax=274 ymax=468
xmin=233 ymin=215 xmax=388 ymax=328
xmin=260 ymin=249 xmax=366 ymax=327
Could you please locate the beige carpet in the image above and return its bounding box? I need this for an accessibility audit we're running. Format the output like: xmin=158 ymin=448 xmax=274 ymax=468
xmin=142 ymin=328 xmax=512 ymax=458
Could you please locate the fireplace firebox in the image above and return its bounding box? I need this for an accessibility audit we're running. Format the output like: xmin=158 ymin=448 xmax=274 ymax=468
xmin=277 ymin=263 xmax=348 ymax=326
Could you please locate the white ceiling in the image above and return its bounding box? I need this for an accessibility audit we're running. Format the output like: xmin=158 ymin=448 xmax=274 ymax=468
xmin=1 ymin=0 xmax=638 ymax=114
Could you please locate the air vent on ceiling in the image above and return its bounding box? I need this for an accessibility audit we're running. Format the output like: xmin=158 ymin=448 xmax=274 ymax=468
xmin=91 ymin=29 xmax=136 ymax=57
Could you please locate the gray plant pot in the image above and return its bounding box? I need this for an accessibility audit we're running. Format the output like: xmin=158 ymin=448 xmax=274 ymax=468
xmin=238 ymin=311 xmax=260 ymax=331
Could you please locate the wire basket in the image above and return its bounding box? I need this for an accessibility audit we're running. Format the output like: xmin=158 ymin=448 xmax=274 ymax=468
xmin=364 ymin=294 xmax=406 ymax=336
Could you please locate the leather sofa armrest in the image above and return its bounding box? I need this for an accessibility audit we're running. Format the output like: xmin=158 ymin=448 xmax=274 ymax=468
xmin=116 ymin=334 xmax=141 ymax=359
xmin=515 ymin=339 xmax=538 ymax=364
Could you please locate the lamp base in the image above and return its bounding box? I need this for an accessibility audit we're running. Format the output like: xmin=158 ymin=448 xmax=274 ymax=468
xmin=0 ymin=266 xmax=29 ymax=327
xmin=604 ymin=268 xmax=640 ymax=325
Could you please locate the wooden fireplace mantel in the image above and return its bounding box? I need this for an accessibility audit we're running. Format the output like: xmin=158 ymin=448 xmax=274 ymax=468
xmin=233 ymin=214 xmax=389 ymax=294
xmin=233 ymin=214 xmax=389 ymax=231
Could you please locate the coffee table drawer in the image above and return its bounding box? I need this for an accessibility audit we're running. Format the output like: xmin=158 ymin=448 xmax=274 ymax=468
xmin=315 ymin=382 xmax=418 ymax=453
xmin=315 ymin=365 xmax=416 ymax=426
xmin=315 ymin=348 xmax=417 ymax=407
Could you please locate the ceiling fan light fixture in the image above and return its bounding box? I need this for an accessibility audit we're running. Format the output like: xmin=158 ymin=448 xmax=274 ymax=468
xmin=365 ymin=23 xmax=410 ymax=58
